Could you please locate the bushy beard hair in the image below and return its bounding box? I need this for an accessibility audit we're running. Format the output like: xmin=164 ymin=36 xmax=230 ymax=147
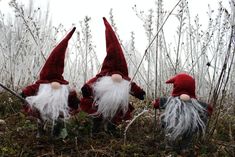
xmin=161 ymin=97 xmax=207 ymax=141
xmin=26 ymin=84 xmax=70 ymax=122
xmin=92 ymin=76 xmax=130 ymax=120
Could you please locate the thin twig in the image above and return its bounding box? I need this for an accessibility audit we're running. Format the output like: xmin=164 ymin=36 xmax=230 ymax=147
xmin=0 ymin=82 xmax=27 ymax=103
xmin=9 ymin=0 xmax=46 ymax=61
xmin=131 ymin=0 xmax=182 ymax=81
xmin=124 ymin=109 xmax=149 ymax=145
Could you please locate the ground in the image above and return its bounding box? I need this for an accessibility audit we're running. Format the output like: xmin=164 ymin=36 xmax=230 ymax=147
xmin=0 ymin=92 xmax=234 ymax=157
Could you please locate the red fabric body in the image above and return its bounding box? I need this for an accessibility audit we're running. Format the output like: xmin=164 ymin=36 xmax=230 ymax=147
xmin=80 ymin=77 xmax=145 ymax=125
xmin=21 ymin=27 xmax=78 ymax=118
xmin=80 ymin=18 xmax=146 ymax=124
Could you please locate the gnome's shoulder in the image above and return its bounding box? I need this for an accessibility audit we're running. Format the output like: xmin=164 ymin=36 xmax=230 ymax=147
xmin=153 ymin=97 xmax=169 ymax=109
xmin=86 ymin=77 xmax=99 ymax=85
xmin=197 ymin=100 xmax=209 ymax=108
xmin=22 ymin=83 xmax=40 ymax=97
xmin=159 ymin=97 xmax=168 ymax=107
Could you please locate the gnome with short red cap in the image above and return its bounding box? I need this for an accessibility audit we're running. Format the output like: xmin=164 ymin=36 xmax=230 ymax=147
xmin=152 ymin=73 xmax=213 ymax=153
xmin=80 ymin=17 xmax=145 ymax=134
xmin=21 ymin=27 xmax=80 ymax=137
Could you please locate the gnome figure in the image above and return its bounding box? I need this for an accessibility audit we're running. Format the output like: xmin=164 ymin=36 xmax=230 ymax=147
xmin=152 ymin=73 xmax=213 ymax=154
xmin=21 ymin=27 xmax=80 ymax=137
xmin=80 ymin=18 xmax=146 ymax=135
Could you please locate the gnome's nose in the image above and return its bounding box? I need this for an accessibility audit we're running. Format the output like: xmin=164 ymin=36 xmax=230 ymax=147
xmin=51 ymin=82 xmax=61 ymax=89
xmin=111 ymin=74 xmax=123 ymax=83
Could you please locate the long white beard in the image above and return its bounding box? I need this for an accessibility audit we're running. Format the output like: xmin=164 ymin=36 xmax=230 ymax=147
xmin=161 ymin=97 xmax=207 ymax=141
xmin=93 ymin=76 xmax=130 ymax=120
xmin=26 ymin=84 xmax=70 ymax=121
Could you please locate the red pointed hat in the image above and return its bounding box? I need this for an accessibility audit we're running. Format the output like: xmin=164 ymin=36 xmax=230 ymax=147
xmin=97 ymin=17 xmax=130 ymax=80
xmin=166 ymin=73 xmax=196 ymax=98
xmin=36 ymin=27 xmax=76 ymax=84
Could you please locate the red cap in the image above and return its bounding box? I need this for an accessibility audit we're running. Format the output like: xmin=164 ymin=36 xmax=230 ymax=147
xmin=97 ymin=17 xmax=130 ymax=80
xmin=166 ymin=73 xmax=196 ymax=98
xmin=37 ymin=27 xmax=76 ymax=84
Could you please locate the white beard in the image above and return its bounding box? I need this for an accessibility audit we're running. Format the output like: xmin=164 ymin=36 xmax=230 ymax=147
xmin=92 ymin=76 xmax=130 ymax=120
xmin=161 ymin=97 xmax=207 ymax=141
xmin=26 ymin=84 xmax=70 ymax=122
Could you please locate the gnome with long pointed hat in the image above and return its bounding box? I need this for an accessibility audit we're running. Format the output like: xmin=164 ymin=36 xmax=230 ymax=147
xmin=21 ymin=27 xmax=80 ymax=137
xmin=80 ymin=17 xmax=145 ymax=134
xmin=152 ymin=73 xmax=213 ymax=154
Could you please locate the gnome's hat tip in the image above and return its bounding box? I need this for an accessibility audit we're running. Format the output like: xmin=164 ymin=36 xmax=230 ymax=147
xmin=64 ymin=27 xmax=76 ymax=41
xmin=166 ymin=78 xmax=175 ymax=84
xmin=103 ymin=17 xmax=109 ymax=26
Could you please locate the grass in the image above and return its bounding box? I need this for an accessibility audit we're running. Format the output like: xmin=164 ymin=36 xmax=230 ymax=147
xmin=0 ymin=92 xmax=234 ymax=157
